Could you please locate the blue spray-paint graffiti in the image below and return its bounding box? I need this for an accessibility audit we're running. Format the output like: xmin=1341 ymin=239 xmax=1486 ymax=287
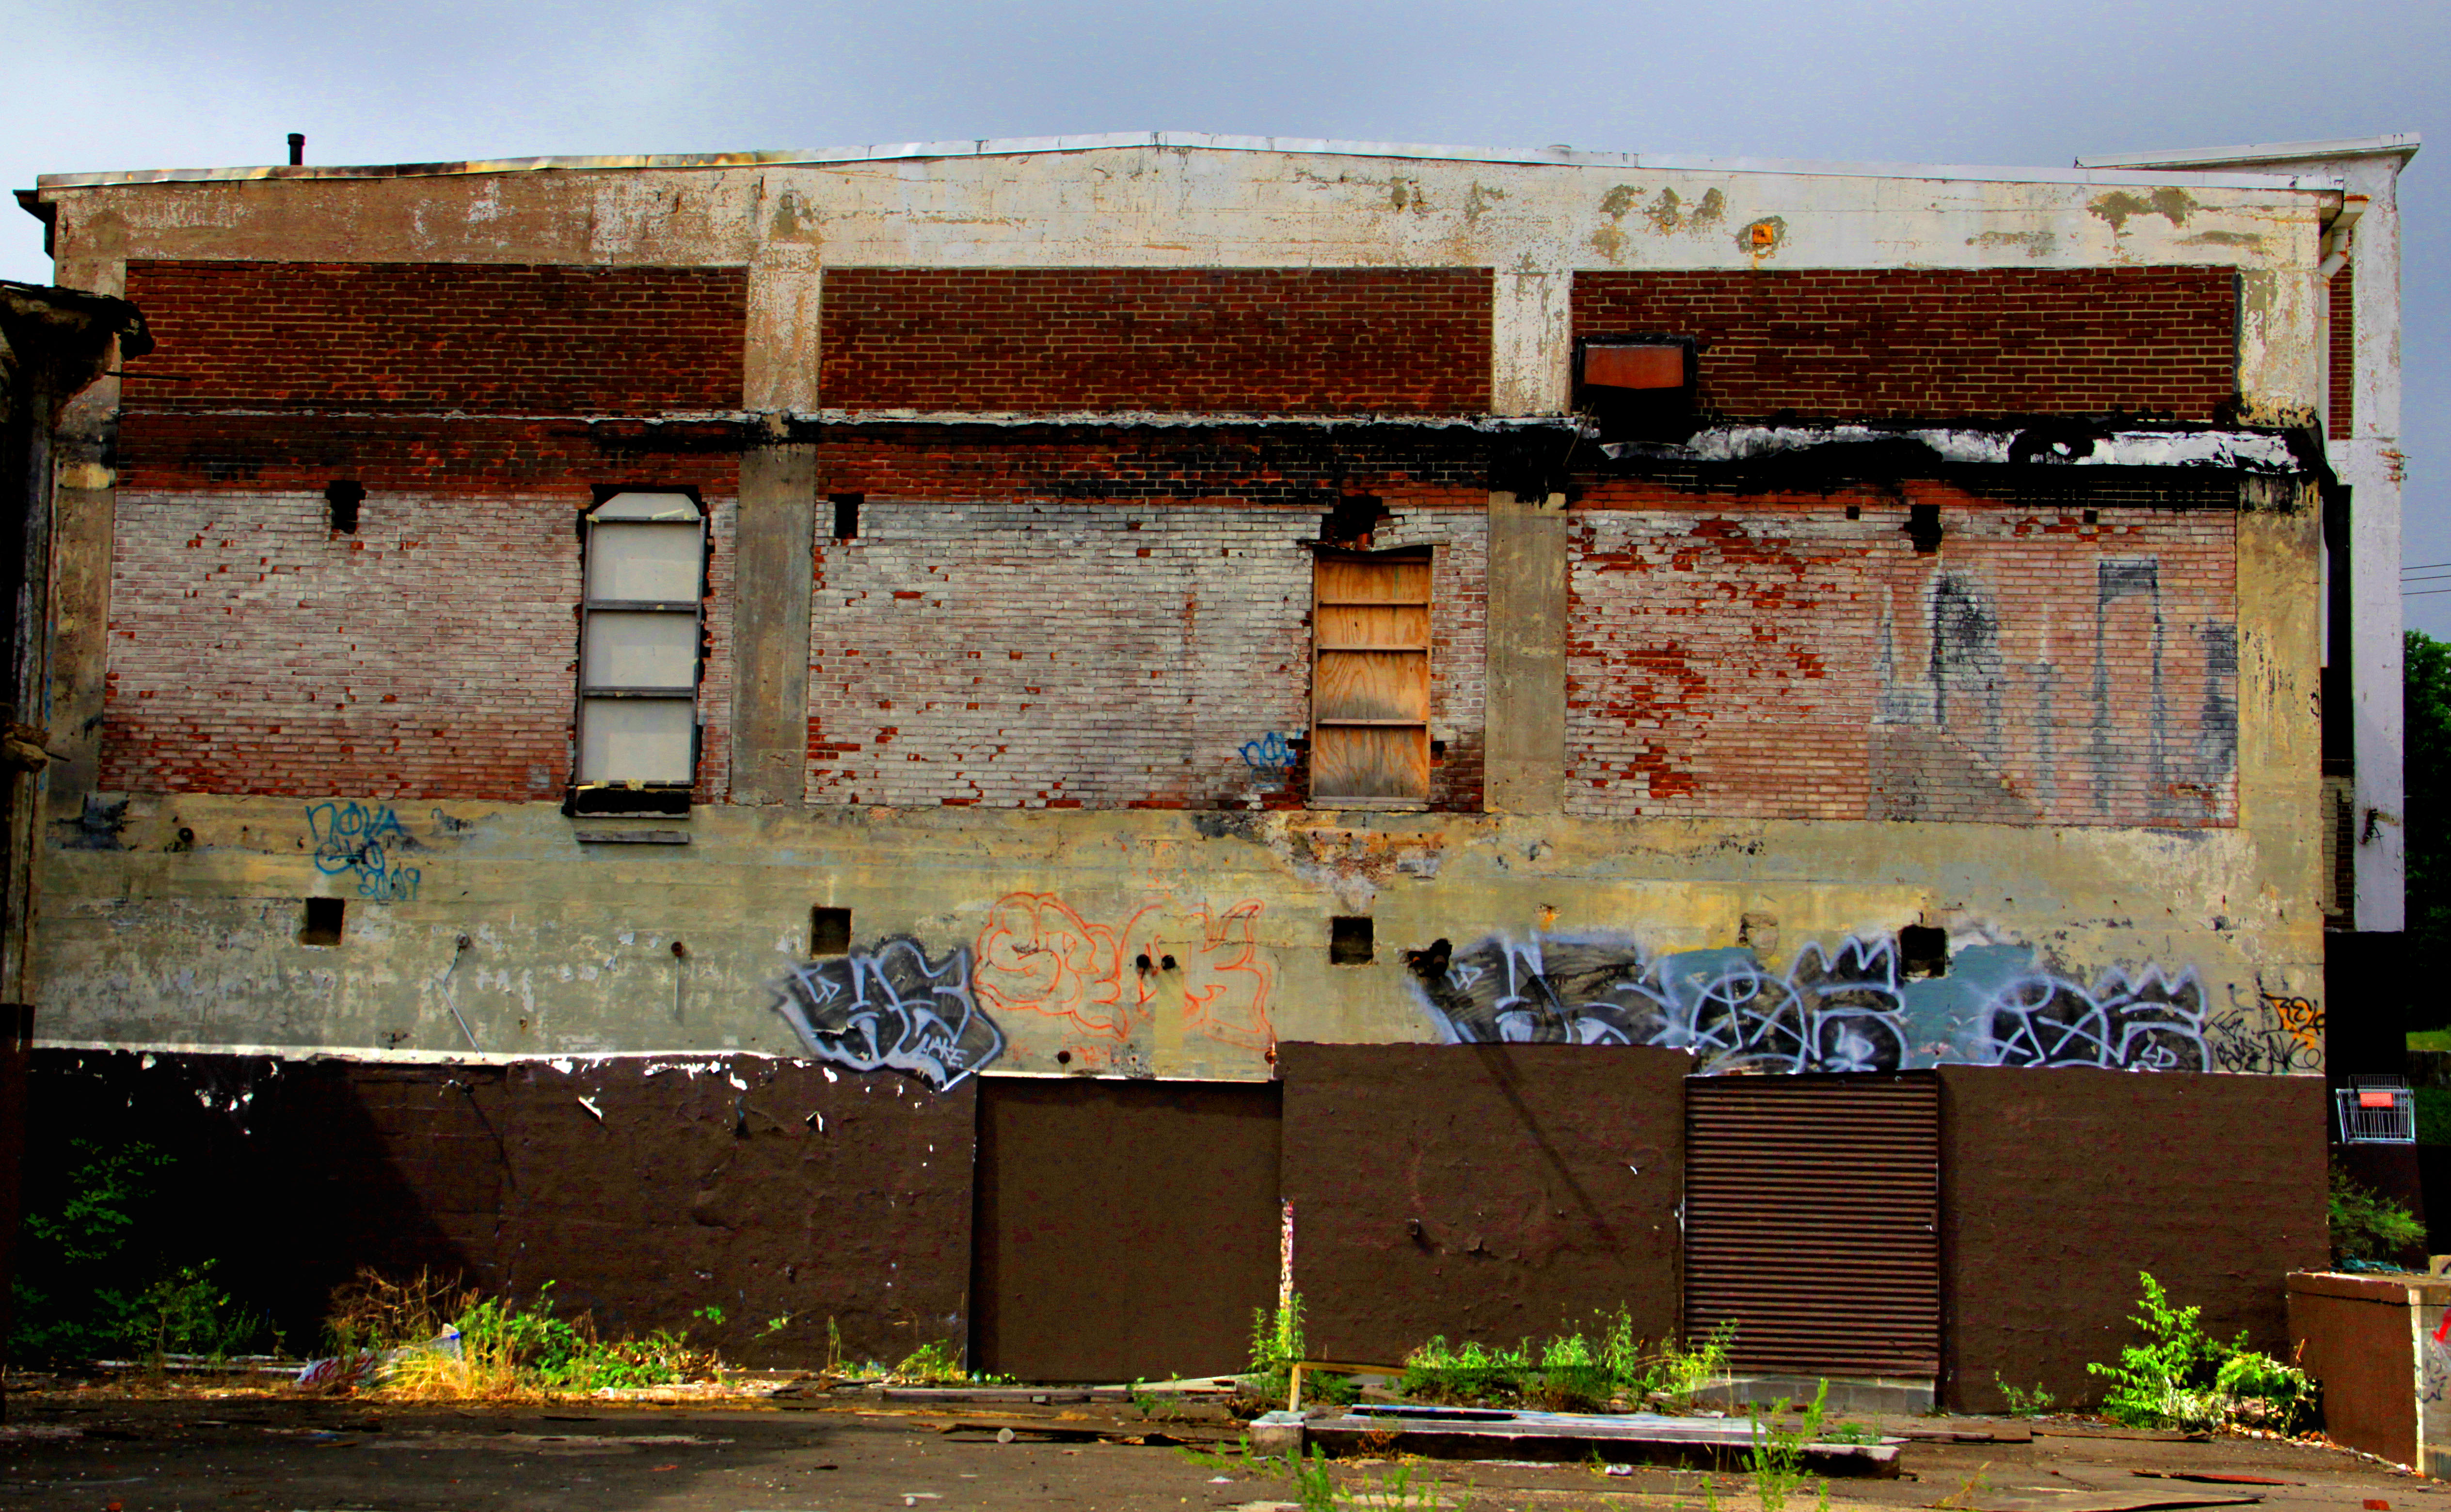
xmin=1402 ymin=931 xmax=2283 ymax=1074
xmin=306 ymin=801 xmax=420 ymax=901
xmin=1240 ymin=732 xmax=1296 ymax=772
xmin=771 ymin=937 xmax=1005 ymax=1091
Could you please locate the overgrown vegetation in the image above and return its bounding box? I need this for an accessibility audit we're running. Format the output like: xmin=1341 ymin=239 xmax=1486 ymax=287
xmin=2330 ymin=1167 xmax=2427 ymax=1268
xmin=322 ymin=1269 xmax=716 ymax=1397
xmin=1397 ymin=1314 xmax=1731 ymax=1410
xmin=9 ymin=1138 xmax=276 ymax=1364
xmin=2085 ymin=1272 xmax=2315 ymax=1432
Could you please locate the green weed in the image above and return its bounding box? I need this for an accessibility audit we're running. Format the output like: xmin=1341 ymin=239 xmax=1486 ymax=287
xmin=1396 ymin=1312 xmax=1729 ymax=1409
xmin=1172 ymin=1434 xmax=1255 ymax=1474
xmin=1246 ymin=1293 xmax=1311 ymax=1403
xmin=1746 ymin=1377 xmax=1827 ymax=1512
xmin=891 ymin=1339 xmax=968 ymax=1383
xmin=1993 ymin=1374 xmax=2056 ymax=1418
xmin=2085 ymin=1271 xmax=2316 ymax=1432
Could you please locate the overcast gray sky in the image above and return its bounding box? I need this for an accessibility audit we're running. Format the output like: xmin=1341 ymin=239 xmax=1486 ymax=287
xmin=2 ymin=0 xmax=2441 ymax=627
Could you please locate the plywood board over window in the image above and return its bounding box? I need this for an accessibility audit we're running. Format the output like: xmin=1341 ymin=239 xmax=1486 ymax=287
xmin=1312 ymin=550 xmax=1432 ymax=806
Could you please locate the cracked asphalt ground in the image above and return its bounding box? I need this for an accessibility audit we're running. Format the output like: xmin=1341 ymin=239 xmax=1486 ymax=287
xmin=3 ymin=1392 xmax=2450 ymax=1512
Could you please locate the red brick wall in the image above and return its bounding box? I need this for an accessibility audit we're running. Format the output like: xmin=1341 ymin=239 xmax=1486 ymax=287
xmin=1566 ymin=480 xmax=2238 ymax=826
xmin=1571 ymin=268 xmax=2237 ymax=422
xmin=819 ymin=268 xmax=1493 ymax=413
xmin=99 ymin=491 xmax=734 ymax=803
xmin=803 ymin=495 xmax=1484 ymax=810
xmin=119 ymin=261 xmax=747 ymax=412
xmin=2329 ymin=260 xmax=2355 ymax=440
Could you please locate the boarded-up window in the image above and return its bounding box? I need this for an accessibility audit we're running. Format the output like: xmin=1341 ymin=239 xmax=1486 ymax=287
xmin=576 ymin=491 xmax=704 ymax=790
xmin=1312 ymin=551 xmax=1431 ymax=805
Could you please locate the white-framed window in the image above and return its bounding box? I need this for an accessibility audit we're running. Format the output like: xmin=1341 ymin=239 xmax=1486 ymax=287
xmin=574 ymin=490 xmax=704 ymax=800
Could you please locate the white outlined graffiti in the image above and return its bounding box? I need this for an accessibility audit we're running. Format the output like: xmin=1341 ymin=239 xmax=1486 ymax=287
xmin=1404 ymin=932 xmax=2247 ymax=1074
xmin=771 ymin=937 xmax=1005 ymax=1090
xmin=1972 ymin=964 xmax=2207 ymax=1071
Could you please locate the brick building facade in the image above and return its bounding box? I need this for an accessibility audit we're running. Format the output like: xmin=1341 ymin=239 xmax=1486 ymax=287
xmin=13 ymin=132 xmax=2414 ymax=1406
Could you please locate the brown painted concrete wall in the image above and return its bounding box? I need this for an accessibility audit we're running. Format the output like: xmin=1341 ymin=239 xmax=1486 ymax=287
xmin=971 ymin=1076 xmax=1282 ymax=1382
xmin=1939 ymin=1066 xmax=2327 ymax=1411
xmin=2288 ymin=1272 xmax=2421 ymax=1467
xmin=20 ymin=1050 xmax=974 ymax=1365
xmin=1277 ymin=1042 xmax=1688 ymax=1364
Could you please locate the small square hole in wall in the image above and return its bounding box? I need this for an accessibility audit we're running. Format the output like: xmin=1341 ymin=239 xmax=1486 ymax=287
xmin=831 ymin=495 xmax=862 ymax=541
xmin=811 ymin=906 xmax=852 ymax=956
xmin=2083 ymin=509 xmax=2100 ymax=525
xmin=326 ymin=480 xmax=364 ymax=535
xmin=300 ymin=897 xmax=345 ymax=947
xmin=1898 ymin=924 xmax=1948 ymax=978
xmin=1330 ymin=916 xmax=1374 ymax=965
xmin=1845 ymin=505 xmax=1862 ymax=520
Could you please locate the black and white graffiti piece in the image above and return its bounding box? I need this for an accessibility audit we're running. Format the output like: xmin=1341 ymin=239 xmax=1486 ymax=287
xmin=1405 ymin=933 xmax=2226 ymax=1074
xmin=1975 ymin=965 xmax=2208 ymax=1072
xmin=771 ymin=937 xmax=1005 ymax=1091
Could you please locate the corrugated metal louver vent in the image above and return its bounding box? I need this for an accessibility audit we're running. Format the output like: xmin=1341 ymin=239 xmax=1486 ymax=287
xmin=1684 ymin=1074 xmax=1940 ymax=1377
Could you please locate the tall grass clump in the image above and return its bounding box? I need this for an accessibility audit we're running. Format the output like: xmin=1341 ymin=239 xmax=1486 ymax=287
xmin=317 ymin=1269 xmax=716 ymax=1398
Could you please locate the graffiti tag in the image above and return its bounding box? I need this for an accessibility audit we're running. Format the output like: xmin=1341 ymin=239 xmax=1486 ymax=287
xmin=2204 ymin=990 xmax=2324 ymax=1075
xmin=771 ymin=937 xmax=1005 ymax=1091
xmin=1239 ymin=732 xmax=1296 ymax=772
xmin=306 ymin=801 xmax=420 ymax=901
xmin=971 ymin=893 xmax=1275 ymax=1053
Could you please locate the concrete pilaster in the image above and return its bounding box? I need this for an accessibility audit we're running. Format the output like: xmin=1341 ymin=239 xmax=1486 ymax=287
xmin=1483 ymin=492 xmax=1568 ymax=813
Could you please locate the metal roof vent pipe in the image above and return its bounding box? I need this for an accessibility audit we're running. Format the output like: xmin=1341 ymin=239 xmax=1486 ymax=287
xmin=287 ymin=133 xmax=304 ymax=166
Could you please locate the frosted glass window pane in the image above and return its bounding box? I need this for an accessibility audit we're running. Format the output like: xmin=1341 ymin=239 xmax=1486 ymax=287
xmin=587 ymin=523 xmax=702 ymax=602
xmin=583 ymin=612 xmax=698 ymax=689
xmin=591 ymin=491 xmax=701 ymax=522
xmin=579 ymin=699 xmax=695 ymax=783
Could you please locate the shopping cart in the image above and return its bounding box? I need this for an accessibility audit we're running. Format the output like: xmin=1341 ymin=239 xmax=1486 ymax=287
xmin=2335 ymin=1075 xmax=2417 ymax=1144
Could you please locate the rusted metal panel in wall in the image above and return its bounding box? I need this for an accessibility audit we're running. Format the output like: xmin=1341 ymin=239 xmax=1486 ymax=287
xmin=971 ymin=1076 xmax=1281 ymax=1383
xmin=1685 ymin=1074 xmax=1939 ymax=1376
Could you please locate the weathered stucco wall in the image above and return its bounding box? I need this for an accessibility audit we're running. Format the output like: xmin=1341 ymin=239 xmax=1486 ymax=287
xmin=31 ymin=796 xmax=2323 ymax=1079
